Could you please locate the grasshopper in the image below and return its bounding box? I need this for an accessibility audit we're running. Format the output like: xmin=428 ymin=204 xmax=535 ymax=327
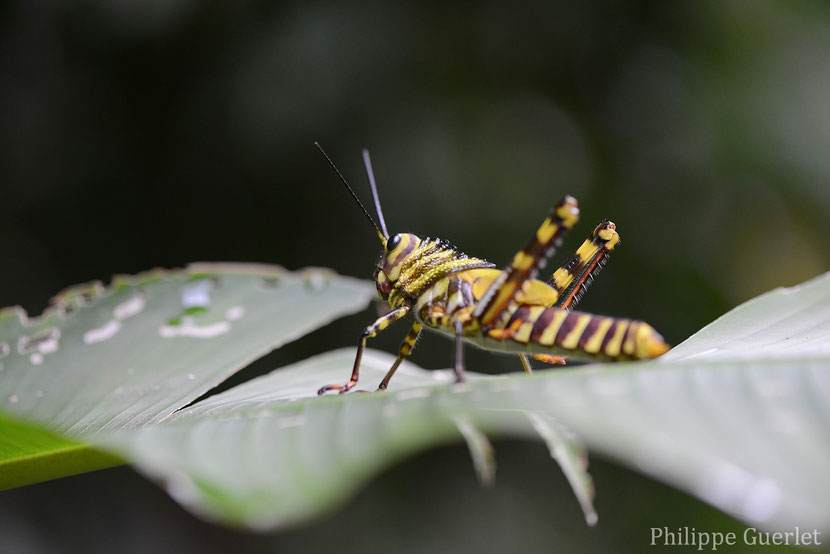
xmin=315 ymin=144 xmax=669 ymax=394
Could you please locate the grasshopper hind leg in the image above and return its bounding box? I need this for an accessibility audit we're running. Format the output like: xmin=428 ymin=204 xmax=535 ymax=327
xmin=548 ymin=220 xmax=619 ymax=310
xmin=472 ymin=196 xmax=580 ymax=328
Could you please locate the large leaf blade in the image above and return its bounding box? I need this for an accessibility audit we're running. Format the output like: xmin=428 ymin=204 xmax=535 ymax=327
xmin=92 ymin=272 xmax=830 ymax=532
xmin=4 ymin=265 xmax=829 ymax=533
xmin=663 ymin=271 xmax=830 ymax=361
xmin=94 ymin=350 xmax=526 ymax=528
xmin=0 ymin=263 xmax=373 ymax=434
xmin=0 ymin=264 xmax=374 ymax=486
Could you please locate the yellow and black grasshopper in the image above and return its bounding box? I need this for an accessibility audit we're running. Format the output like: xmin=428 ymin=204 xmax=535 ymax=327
xmin=315 ymin=144 xmax=669 ymax=395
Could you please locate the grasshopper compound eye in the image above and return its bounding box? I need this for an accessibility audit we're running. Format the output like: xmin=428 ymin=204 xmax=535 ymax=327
xmin=385 ymin=234 xmax=402 ymax=252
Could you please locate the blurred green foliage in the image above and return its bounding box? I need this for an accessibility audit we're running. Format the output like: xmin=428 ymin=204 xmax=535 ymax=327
xmin=1 ymin=0 xmax=827 ymax=552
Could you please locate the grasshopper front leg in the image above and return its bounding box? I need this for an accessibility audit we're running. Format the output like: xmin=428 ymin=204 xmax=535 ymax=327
xmin=318 ymin=306 xmax=410 ymax=395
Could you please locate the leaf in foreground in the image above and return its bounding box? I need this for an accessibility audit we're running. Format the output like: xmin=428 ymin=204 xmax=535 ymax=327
xmin=2 ymin=265 xmax=829 ymax=534
xmin=93 ymin=272 xmax=830 ymax=532
xmin=0 ymin=412 xmax=120 ymax=490
xmin=0 ymin=263 xmax=374 ymax=486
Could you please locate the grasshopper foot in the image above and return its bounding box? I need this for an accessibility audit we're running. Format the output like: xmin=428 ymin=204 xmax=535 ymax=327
xmin=533 ymin=354 xmax=567 ymax=365
xmin=317 ymin=381 xmax=357 ymax=395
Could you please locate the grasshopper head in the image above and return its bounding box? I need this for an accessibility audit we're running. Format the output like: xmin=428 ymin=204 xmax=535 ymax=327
xmin=374 ymin=233 xmax=421 ymax=302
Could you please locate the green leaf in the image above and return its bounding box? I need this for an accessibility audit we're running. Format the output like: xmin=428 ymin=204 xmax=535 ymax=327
xmin=95 ymin=349 xmax=595 ymax=529
xmin=0 ymin=263 xmax=374 ymax=485
xmin=3 ymin=264 xmax=829 ymax=534
xmin=0 ymin=412 xmax=121 ymax=490
xmin=92 ymin=272 xmax=830 ymax=532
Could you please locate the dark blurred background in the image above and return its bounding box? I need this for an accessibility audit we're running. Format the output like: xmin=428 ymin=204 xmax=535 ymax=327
xmin=2 ymin=0 xmax=829 ymax=552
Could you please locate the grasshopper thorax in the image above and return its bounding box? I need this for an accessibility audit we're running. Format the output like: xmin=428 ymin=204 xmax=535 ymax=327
xmin=374 ymin=233 xmax=493 ymax=308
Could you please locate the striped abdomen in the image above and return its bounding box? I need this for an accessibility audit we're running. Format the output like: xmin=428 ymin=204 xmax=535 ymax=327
xmin=492 ymin=305 xmax=669 ymax=360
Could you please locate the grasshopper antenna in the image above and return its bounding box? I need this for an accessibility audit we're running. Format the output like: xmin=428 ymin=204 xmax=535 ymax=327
xmin=315 ymin=142 xmax=387 ymax=244
xmin=362 ymin=149 xmax=389 ymax=239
